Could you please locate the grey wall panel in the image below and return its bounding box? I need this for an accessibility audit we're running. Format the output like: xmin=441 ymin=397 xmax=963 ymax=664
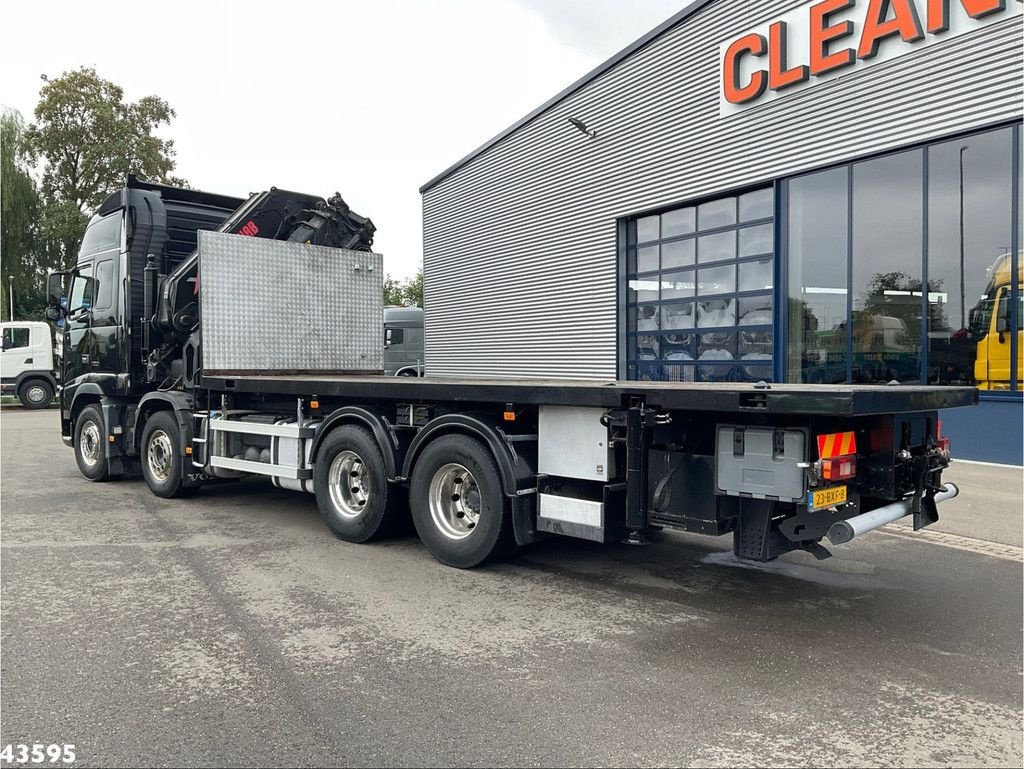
xmin=422 ymin=0 xmax=1022 ymax=380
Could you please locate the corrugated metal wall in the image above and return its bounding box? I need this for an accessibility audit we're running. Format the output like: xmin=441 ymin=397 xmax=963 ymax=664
xmin=421 ymin=0 xmax=1023 ymax=380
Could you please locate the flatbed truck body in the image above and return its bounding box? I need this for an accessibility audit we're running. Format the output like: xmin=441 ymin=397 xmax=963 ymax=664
xmin=45 ymin=178 xmax=977 ymax=570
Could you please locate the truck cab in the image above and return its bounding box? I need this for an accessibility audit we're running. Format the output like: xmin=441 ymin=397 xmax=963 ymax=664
xmin=1 ymin=321 xmax=57 ymax=408
xmin=971 ymin=253 xmax=1022 ymax=391
xmin=53 ymin=178 xmax=242 ymax=438
xmin=384 ymin=306 xmax=424 ymax=376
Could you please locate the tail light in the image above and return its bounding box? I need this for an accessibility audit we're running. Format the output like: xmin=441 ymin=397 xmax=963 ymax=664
xmin=820 ymin=455 xmax=857 ymax=481
xmin=937 ymin=420 xmax=951 ymax=457
xmin=816 ymin=431 xmax=858 ymax=482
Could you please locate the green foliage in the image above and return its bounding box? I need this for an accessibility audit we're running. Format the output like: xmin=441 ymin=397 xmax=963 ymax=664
xmin=25 ymin=67 xmax=185 ymax=269
xmin=1 ymin=111 xmax=45 ymax=320
xmin=384 ymin=270 xmax=424 ymax=307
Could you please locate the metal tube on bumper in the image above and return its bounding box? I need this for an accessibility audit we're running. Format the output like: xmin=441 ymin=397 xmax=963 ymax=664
xmin=826 ymin=483 xmax=960 ymax=545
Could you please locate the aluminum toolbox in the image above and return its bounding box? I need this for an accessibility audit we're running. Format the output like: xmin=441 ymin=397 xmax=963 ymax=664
xmin=715 ymin=425 xmax=808 ymax=502
xmin=199 ymin=231 xmax=383 ymax=376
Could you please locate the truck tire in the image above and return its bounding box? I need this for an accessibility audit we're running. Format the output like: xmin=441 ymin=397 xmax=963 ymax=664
xmin=141 ymin=410 xmax=190 ymax=499
xmin=74 ymin=404 xmax=109 ymax=482
xmin=18 ymin=379 xmax=54 ymax=409
xmin=314 ymin=425 xmax=398 ymax=543
xmin=409 ymin=434 xmax=514 ymax=569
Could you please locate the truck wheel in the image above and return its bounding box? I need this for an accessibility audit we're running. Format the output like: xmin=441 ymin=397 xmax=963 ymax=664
xmin=74 ymin=404 xmax=109 ymax=482
xmin=409 ymin=435 xmax=514 ymax=568
xmin=141 ymin=411 xmax=190 ymax=498
xmin=18 ymin=379 xmax=53 ymax=409
xmin=314 ymin=425 xmax=397 ymax=543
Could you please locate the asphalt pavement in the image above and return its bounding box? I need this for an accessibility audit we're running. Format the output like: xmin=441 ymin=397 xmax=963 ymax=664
xmin=1 ymin=408 xmax=1021 ymax=768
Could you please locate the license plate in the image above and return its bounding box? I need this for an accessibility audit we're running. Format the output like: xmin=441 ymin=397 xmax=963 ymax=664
xmin=809 ymin=485 xmax=847 ymax=511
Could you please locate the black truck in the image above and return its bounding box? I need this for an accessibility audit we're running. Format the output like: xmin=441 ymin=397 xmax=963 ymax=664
xmin=44 ymin=177 xmax=975 ymax=569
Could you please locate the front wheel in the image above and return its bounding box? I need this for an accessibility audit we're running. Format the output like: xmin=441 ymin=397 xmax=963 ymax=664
xmin=74 ymin=404 xmax=109 ymax=481
xmin=409 ymin=435 xmax=514 ymax=568
xmin=141 ymin=411 xmax=190 ymax=498
xmin=18 ymin=379 xmax=54 ymax=409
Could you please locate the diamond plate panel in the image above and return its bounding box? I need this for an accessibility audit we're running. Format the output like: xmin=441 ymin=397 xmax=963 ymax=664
xmin=199 ymin=231 xmax=383 ymax=374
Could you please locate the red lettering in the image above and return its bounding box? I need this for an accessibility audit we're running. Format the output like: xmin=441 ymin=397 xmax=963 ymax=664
xmin=810 ymin=0 xmax=856 ymax=76
xmin=858 ymin=0 xmax=925 ymax=59
xmin=769 ymin=21 xmax=810 ymax=90
xmin=927 ymin=0 xmax=1007 ymax=33
xmin=723 ymin=33 xmax=768 ymax=104
xmin=239 ymin=220 xmax=260 ymax=237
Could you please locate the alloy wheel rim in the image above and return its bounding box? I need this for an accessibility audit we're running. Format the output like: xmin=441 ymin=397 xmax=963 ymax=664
xmin=329 ymin=450 xmax=370 ymax=518
xmin=80 ymin=421 xmax=101 ymax=467
xmin=428 ymin=463 xmax=481 ymax=541
xmin=147 ymin=429 xmax=174 ymax=482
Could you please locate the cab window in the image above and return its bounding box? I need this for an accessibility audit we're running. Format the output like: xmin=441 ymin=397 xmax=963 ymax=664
xmin=2 ymin=327 xmax=30 ymax=350
xmin=69 ymin=265 xmax=94 ymax=312
xmin=94 ymin=259 xmax=115 ymax=311
xmin=79 ymin=212 xmax=122 ymax=256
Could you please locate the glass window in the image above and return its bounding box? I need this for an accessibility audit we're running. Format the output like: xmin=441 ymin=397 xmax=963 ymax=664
xmin=740 ymin=189 xmax=774 ymax=222
xmin=739 ymin=224 xmax=773 ymax=257
xmin=785 ymin=124 xmax=1021 ymax=390
xmin=94 ymin=259 xmax=115 ymax=311
xmin=851 ymin=150 xmax=924 ymax=384
xmin=69 ymin=265 xmax=94 ymax=312
xmin=662 ymin=207 xmax=695 ymax=238
xmin=786 ymin=167 xmax=850 ymax=384
xmin=698 ymin=197 xmax=736 ymax=230
xmin=2 ymin=327 xmax=30 ymax=350
xmin=386 ymin=328 xmax=405 ymax=345
xmin=662 ymin=302 xmax=696 ymax=330
xmin=637 ymin=245 xmax=659 ymax=273
xmin=625 ymin=188 xmax=774 ymax=379
xmin=699 ymin=332 xmax=735 ymax=361
xmin=739 ymin=295 xmax=773 ymax=326
xmin=637 ymin=215 xmax=660 ymax=244
xmin=698 ymin=231 xmax=735 ymax=263
xmin=738 ymin=258 xmax=773 ymax=292
xmin=80 ymin=213 xmax=122 ymax=256
xmin=661 ymin=271 xmax=695 ymax=300
xmin=927 ymin=127 xmax=1015 ymax=389
xmin=698 ymin=264 xmax=736 ymax=296
xmin=698 ymin=299 xmax=736 ymax=328
xmin=662 ymin=239 xmax=695 ymax=270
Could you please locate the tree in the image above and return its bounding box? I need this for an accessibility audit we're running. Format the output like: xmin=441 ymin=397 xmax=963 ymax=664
xmin=26 ymin=67 xmax=186 ymax=269
xmin=1 ymin=111 xmax=45 ymax=320
xmin=383 ymin=270 xmax=424 ymax=307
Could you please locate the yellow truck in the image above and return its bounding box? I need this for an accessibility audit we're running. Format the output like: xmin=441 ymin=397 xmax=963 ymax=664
xmin=972 ymin=253 xmax=1023 ymax=390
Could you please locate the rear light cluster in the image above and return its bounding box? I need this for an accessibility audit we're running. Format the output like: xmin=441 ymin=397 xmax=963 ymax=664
xmin=937 ymin=420 xmax=952 ymax=458
xmin=820 ymin=455 xmax=857 ymax=481
xmin=816 ymin=431 xmax=858 ymax=482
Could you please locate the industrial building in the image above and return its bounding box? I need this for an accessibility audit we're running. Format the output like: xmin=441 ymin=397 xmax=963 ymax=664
xmin=421 ymin=0 xmax=1022 ymax=463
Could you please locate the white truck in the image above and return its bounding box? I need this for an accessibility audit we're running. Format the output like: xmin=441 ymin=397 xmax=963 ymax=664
xmin=1 ymin=321 xmax=58 ymax=409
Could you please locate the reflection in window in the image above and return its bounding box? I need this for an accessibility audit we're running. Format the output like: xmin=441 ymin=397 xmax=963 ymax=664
xmin=698 ymin=231 xmax=735 ymax=263
xmin=625 ymin=188 xmax=774 ymax=382
xmin=662 ymin=207 xmax=695 ymax=238
xmin=786 ymin=124 xmax=1021 ymax=389
xmin=662 ymin=239 xmax=695 ymax=269
xmin=786 ymin=167 xmax=850 ymax=384
xmin=928 ymin=127 xmax=1016 ymax=389
xmin=2 ymin=327 xmax=30 ymax=349
xmin=698 ymin=264 xmax=735 ymax=296
xmin=698 ymin=198 xmax=736 ymax=230
xmin=852 ymin=150 xmax=923 ymax=384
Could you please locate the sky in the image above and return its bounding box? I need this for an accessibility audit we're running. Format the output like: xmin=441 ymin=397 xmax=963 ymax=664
xmin=0 ymin=0 xmax=684 ymax=280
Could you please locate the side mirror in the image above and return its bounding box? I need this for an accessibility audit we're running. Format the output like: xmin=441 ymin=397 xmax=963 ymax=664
xmin=47 ymin=272 xmax=67 ymax=308
xmin=45 ymin=307 xmax=61 ymax=322
xmin=996 ymin=315 xmax=1009 ymax=334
